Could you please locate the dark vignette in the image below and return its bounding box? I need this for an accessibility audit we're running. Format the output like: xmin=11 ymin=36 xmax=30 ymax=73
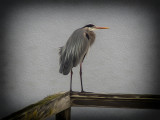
xmin=0 ymin=0 xmax=159 ymax=119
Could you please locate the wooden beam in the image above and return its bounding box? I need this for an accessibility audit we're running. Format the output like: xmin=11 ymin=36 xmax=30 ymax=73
xmin=2 ymin=92 xmax=70 ymax=120
xmin=71 ymin=92 xmax=160 ymax=109
xmin=56 ymin=107 xmax=71 ymax=120
xmin=2 ymin=91 xmax=160 ymax=120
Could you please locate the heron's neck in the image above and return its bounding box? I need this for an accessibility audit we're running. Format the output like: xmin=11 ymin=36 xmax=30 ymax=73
xmin=88 ymin=31 xmax=95 ymax=46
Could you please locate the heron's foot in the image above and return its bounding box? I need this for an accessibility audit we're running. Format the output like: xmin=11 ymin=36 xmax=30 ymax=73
xmin=70 ymin=89 xmax=73 ymax=93
xmin=70 ymin=90 xmax=80 ymax=93
xmin=81 ymin=90 xmax=93 ymax=93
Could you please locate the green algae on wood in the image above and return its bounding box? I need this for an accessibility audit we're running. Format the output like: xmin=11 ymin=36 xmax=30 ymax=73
xmin=2 ymin=92 xmax=70 ymax=120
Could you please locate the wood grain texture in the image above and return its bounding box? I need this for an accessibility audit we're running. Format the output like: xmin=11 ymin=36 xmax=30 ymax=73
xmin=2 ymin=91 xmax=160 ymax=120
xmin=70 ymin=92 xmax=160 ymax=109
xmin=2 ymin=92 xmax=70 ymax=120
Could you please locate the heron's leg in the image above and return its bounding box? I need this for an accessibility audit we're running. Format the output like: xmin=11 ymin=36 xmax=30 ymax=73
xmin=80 ymin=63 xmax=84 ymax=92
xmin=70 ymin=69 xmax=73 ymax=92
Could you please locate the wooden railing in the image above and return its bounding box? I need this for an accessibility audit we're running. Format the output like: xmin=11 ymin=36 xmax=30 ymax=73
xmin=2 ymin=91 xmax=160 ymax=120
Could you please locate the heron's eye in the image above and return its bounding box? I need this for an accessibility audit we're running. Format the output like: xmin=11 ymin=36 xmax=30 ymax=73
xmin=88 ymin=27 xmax=93 ymax=31
xmin=88 ymin=27 xmax=95 ymax=31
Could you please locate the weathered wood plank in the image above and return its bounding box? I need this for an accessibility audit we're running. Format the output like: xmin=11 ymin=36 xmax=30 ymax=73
xmin=2 ymin=92 xmax=70 ymax=120
xmin=70 ymin=92 xmax=160 ymax=109
xmin=56 ymin=107 xmax=71 ymax=120
xmin=2 ymin=91 xmax=160 ymax=120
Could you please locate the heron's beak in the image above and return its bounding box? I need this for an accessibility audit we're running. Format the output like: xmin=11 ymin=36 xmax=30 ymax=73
xmin=95 ymin=27 xmax=110 ymax=29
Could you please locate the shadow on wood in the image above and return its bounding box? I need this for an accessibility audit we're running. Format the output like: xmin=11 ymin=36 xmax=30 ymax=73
xmin=2 ymin=91 xmax=160 ymax=120
xmin=56 ymin=108 xmax=71 ymax=120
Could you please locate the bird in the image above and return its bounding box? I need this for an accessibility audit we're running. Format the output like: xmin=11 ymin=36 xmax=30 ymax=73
xmin=59 ymin=24 xmax=109 ymax=92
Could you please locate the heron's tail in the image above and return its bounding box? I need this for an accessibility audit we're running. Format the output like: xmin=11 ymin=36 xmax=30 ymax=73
xmin=59 ymin=59 xmax=73 ymax=75
xmin=59 ymin=47 xmax=73 ymax=75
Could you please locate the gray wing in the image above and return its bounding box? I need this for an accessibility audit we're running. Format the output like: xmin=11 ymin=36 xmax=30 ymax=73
xmin=59 ymin=29 xmax=89 ymax=75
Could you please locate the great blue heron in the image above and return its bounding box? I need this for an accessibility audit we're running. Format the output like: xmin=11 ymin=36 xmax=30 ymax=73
xmin=59 ymin=24 xmax=109 ymax=92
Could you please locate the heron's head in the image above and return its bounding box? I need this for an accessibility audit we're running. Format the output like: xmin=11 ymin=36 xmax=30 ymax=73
xmin=83 ymin=24 xmax=109 ymax=31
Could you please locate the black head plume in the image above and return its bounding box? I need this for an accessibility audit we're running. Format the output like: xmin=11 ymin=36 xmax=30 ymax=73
xmin=83 ymin=24 xmax=95 ymax=28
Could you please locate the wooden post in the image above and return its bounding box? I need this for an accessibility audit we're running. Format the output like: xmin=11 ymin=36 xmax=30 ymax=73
xmin=56 ymin=107 xmax=71 ymax=120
